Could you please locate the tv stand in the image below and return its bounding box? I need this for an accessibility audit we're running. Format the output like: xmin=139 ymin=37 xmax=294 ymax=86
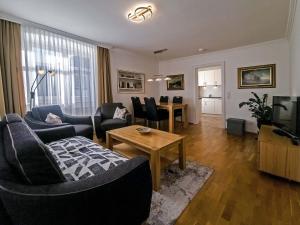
xmin=258 ymin=125 xmax=300 ymax=182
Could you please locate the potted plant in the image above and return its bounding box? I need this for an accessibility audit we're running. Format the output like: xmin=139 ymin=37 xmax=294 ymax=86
xmin=239 ymin=92 xmax=275 ymax=129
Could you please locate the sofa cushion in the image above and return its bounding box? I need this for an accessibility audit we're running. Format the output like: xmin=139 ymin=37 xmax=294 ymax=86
xmin=2 ymin=114 xmax=23 ymax=124
xmin=32 ymin=105 xmax=65 ymax=122
xmin=100 ymin=118 xmax=127 ymax=131
xmin=3 ymin=118 xmax=65 ymax=185
xmin=100 ymin=103 xmax=123 ymax=120
xmin=47 ymin=136 xmax=128 ymax=181
xmin=74 ymin=124 xmax=93 ymax=137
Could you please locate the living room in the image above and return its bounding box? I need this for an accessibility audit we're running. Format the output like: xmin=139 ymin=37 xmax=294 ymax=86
xmin=0 ymin=0 xmax=300 ymax=225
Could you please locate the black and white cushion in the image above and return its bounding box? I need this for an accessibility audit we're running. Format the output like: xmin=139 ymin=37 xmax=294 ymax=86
xmin=47 ymin=136 xmax=128 ymax=181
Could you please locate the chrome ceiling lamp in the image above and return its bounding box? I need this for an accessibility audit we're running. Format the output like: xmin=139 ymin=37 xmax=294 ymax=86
xmin=128 ymin=5 xmax=153 ymax=23
xmin=147 ymin=49 xmax=171 ymax=82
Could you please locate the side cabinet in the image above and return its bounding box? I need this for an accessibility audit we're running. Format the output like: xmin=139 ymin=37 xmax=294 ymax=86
xmin=258 ymin=125 xmax=300 ymax=182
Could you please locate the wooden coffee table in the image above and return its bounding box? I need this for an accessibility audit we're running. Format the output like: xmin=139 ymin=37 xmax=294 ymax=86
xmin=106 ymin=125 xmax=186 ymax=191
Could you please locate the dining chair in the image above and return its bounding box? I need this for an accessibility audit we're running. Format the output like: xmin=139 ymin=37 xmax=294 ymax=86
xmin=173 ymin=96 xmax=183 ymax=123
xmin=159 ymin=96 xmax=169 ymax=103
xmin=131 ymin=97 xmax=146 ymax=124
xmin=144 ymin=97 xmax=169 ymax=129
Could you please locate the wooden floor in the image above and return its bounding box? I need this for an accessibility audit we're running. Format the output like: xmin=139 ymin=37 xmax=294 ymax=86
xmin=98 ymin=116 xmax=300 ymax=225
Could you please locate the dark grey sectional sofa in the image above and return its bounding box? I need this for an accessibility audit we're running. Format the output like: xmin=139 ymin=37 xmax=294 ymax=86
xmin=0 ymin=114 xmax=152 ymax=225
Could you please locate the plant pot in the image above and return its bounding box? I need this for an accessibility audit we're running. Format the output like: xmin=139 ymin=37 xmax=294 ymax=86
xmin=257 ymin=119 xmax=272 ymax=129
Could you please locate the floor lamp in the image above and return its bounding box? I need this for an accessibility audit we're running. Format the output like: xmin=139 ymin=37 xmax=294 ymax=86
xmin=30 ymin=68 xmax=55 ymax=110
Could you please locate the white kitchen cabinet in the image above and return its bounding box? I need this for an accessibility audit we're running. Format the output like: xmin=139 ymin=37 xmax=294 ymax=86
xmin=213 ymin=69 xmax=222 ymax=85
xmin=198 ymin=71 xmax=205 ymax=86
xmin=202 ymin=99 xmax=214 ymax=114
xmin=198 ymin=69 xmax=222 ymax=86
xmin=214 ymin=99 xmax=223 ymax=114
xmin=201 ymin=98 xmax=223 ymax=114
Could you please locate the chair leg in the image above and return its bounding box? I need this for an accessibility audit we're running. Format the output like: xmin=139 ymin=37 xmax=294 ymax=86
xmin=146 ymin=120 xmax=149 ymax=127
xmin=156 ymin=121 xmax=160 ymax=129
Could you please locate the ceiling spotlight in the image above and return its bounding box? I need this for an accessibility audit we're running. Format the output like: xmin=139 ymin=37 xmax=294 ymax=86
xmin=147 ymin=78 xmax=154 ymax=82
xmin=128 ymin=5 xmax=153 ymax=23
xmin=164 ymin=77 xmax=171 ymax=81
xmin=155 ymin=78 xmax=162 ymax=82
xmin=198 ymin=48 xmax=207 ymax=53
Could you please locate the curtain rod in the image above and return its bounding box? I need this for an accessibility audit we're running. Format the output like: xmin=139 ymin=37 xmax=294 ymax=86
xmin=0 ymin=11 xmax=113 ymax=49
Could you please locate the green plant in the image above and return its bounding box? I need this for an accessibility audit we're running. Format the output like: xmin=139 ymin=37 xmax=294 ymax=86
xmin=239 ymin=92 xmax=279 ymax=128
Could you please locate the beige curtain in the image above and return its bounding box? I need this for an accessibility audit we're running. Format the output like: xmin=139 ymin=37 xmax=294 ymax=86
xmin=0 ymin=19 xmax=26 ymax=116
xmin=0 ymin=66 xmax=6 ymax=118
xmin=97 ymin=46 xmax=113 ymax=105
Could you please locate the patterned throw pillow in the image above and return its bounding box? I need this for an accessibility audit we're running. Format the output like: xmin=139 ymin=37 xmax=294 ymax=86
xmin=113 ymin=107 xmax=127 ymax=120
xmin=45 ymin=113 xmax=62 ymax=124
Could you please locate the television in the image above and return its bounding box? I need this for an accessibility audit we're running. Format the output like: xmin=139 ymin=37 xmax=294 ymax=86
xmin=272 ymin=96 xmax=300 ymax=138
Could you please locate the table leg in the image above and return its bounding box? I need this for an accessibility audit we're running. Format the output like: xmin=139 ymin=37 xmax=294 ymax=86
xmin=150 ymin=151 xmax=161 ymax=191
xmin=179 ymin=139 xmax=186 ymax=170
xmin=183 ymin=106 xmax=188 ymax=128
xmin=106 ymin=133 xmax=113 ymax=150
xmin=169 ymin=108 xmax=174 ymax=133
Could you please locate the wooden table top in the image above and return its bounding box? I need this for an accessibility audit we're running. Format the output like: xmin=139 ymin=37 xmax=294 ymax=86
xmin=106 ymin=125 xmax=184 ymax=151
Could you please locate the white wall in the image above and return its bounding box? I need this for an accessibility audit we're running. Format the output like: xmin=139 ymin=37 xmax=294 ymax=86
xmin=159 ymin=39 xmax=290 ymax=133
xmin=290 ymin=0 xmax=300 ymax=95
xmin=110 ymin=48 xmax=159 ymax=112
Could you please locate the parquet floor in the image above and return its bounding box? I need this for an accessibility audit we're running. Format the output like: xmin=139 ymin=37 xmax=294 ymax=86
xmin=97 ymin=116 xmax=300 ymax=225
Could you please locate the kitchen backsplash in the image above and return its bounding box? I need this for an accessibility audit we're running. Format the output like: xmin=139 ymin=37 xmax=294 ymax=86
xmin=199 ymin=86 xmax=222 ymax=97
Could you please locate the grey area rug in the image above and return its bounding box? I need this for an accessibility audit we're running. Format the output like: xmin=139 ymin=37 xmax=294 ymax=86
xmin=145 ymin=161 xmax=214 ymax=225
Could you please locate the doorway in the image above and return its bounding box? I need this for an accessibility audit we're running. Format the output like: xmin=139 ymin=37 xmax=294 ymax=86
xmin=194 ymin=63 xmax=226 ymax=128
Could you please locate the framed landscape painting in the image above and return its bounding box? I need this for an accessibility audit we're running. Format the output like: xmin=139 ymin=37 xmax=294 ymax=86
xmin=166 ymin=74 xmax=184 ymax=90
xmin=237 ymin=64 xmax=276 ymax=89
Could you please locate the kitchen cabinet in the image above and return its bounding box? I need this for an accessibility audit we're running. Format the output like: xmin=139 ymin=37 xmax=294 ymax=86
xmin=201 ymin=98 xmax=223 ymax=114
xmin=198 ymin=69 xmax=222 ymax=86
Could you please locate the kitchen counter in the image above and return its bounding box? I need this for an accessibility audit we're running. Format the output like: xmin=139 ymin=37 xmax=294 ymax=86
xmin=199 ymin=97 xmax=222 ymax=99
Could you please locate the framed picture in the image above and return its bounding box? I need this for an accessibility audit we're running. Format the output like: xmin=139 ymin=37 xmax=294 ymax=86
xmin=117 ymin=70 xmax=145 ymax=94
xmin=237 ymin=64 xmax=276 ymax=89
xmin=166 ymin=74 xmax=184 ymax=90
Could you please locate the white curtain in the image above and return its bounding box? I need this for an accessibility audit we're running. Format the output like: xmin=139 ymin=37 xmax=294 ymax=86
xmin=21 ymin=25 xmax=97 ymax=115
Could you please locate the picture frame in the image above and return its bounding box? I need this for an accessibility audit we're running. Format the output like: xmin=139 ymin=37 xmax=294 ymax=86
xmin=117 ymin=70 xmax=145 ymax=94
xmin=237 ymin=64 xmax=276 ymax=89
xmin=166 ymin=74 xmax=184 ymax=90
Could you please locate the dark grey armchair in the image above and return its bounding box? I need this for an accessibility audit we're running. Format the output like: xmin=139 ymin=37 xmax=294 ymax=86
xmin=24 ymin=105 xmax=93 ymax=140
xmin=94 ymin=103 xmax=132 ymax=139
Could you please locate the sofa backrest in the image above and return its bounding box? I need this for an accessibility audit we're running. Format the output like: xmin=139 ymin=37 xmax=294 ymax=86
xmin=1 ymin=114 xmax=65 ymax=185
xmin=32 ymin=105 xmax=65 ymax=122
xmin=0 ymin=120 xmax=23 ymax=184
xmin=100 ymin=103 xmax=124 ymax=119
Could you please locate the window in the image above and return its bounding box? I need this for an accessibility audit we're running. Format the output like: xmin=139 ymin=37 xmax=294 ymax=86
xmin=21 ymin=26 xmax=97 ymax=115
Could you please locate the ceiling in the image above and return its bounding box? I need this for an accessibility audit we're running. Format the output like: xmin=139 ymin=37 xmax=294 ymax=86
xmin=0 ymin=0 xmax=290 ymax=60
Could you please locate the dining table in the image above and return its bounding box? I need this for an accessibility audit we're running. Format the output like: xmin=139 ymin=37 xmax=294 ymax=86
xmin=142 ymin=102 xmax=188 ymax=133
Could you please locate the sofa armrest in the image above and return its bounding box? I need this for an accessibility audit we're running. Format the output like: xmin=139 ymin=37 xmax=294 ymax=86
xmin=34 ymin=125 xmax=76 ymax=143
xmin=63 ymin=114 xmax=93 ymax=125
xmin=0 ymin=156 xmax=152 ymax=225
xmin=24 ymin=114 xmax=69 ymax=129
xmin=125 ymin=112 xmax=132 ymax=125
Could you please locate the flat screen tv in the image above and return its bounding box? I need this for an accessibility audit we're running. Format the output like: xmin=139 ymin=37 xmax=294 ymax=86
xmin=272 ymin=96 xmax=300 ymax=138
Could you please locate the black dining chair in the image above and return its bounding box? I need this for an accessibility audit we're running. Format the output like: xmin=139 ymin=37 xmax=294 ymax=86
xmin=159 ymin=96 xmax=169 ymax=103
xmin=144 ymin=97 xmax=169 ymax=129
xmin=131 ymin=97 xmax=146 ymax=124
xmin=173 ymin=96 xmax=183 ymax=123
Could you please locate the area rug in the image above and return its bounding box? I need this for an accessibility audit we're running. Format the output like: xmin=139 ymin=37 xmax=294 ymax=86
xmin=145 ymin=161 xmax=214 ymax=225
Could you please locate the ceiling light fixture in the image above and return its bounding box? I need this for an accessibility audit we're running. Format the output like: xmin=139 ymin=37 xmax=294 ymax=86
xmin=128 ymin=5 xmax=153 ymax=23
xmin=198 ymin=48 xmax=207 ymax=53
